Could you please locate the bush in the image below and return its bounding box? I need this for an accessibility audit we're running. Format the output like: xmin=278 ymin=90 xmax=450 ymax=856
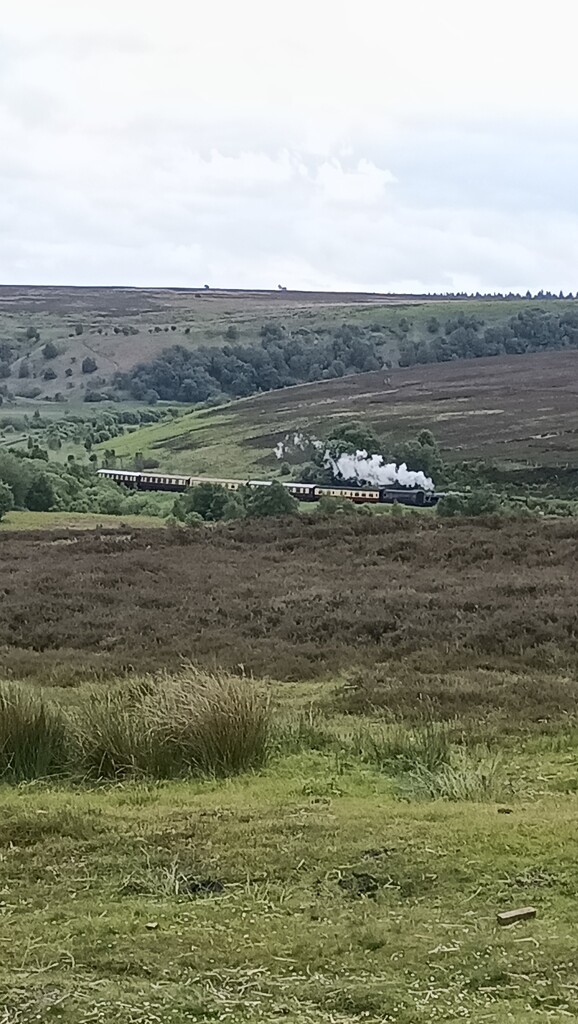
xmin=74 ymin=323 xmax=84 ymax=335
xmin=437 ymin=489 xmax=501 ymax=518
xmin=0 ymin=684 xmax=71 ymax=781
xmin=25 ymin=474 xmax=56 ymax=512
xmin=317 ymin=495 xmax=356 ymax=516
xmin=42 ymin=341 xmax=58 ymax=360
xmin=174 ymin=482 xmax=233 ymax=522
xmin=82 ymin=357 xmax=97 ymax=374
xmin=0 ymin=481 xmax=13 ymax=520
xmin=16 ymin=385 xmax=42 ymax=399
xmin=245 ymin=480 xmax=298 ymax=518
xmin=436 ymin=493 xmax=464 ymax=517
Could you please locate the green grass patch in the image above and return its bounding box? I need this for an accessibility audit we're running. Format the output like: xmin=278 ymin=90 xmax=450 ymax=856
xmin=0 ymin=714 xmax=578 ymax=1021
xmin=0 ymin=510 xmax=162 ymax=530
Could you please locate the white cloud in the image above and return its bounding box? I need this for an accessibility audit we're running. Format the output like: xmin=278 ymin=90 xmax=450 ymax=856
xmin=1 ymin=0 xmax=578 ymax=290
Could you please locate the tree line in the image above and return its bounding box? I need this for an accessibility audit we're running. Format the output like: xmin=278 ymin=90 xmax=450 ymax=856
xmin=399 ymin=309 xmax=578 ymax=367
xmin=118 ymin=323 xmax=384 ymax=403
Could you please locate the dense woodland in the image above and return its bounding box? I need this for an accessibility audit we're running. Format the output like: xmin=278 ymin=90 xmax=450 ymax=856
xmin=119 ymin=323 xmax=384 ymax=402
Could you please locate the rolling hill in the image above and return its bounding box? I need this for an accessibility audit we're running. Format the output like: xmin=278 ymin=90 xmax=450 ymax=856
xmin=105 ymin=348 xmax=578 ymax=483
xmin=0 ymin=284 xmax=568 ymax=406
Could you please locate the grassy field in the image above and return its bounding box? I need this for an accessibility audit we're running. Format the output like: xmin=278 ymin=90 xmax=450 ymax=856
xmin=3 ymin=735 xmax=578 ymax=1023
xmin=105 ymin=349 xmax=578 ymax=481
xmin=4 ymin=287 xmax=578 ymax=1023
xmin=0 ymin=510 xmax=162 ymax=531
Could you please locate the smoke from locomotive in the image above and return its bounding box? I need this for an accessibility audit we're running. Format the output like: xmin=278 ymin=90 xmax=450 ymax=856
xmin=326 ymin=449 xmax=434 ymax=491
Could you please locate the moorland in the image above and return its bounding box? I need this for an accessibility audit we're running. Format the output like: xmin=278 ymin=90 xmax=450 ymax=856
xmin=3 ymin=288 xmax=578 ymax=1022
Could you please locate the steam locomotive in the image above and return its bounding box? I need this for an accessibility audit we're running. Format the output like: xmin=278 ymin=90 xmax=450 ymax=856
xmin=97 ymin=469 xmax=441 ymax=507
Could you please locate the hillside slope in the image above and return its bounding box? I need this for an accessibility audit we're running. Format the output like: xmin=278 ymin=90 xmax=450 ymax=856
xmin=0 ymin=285 xmax=568 ymax=405
xmin=105 ymin=348 xmax=578 ymax=480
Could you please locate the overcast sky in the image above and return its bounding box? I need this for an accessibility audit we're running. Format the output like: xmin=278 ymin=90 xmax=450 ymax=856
xmin=2 ymin=0 xmax=578 ymax=292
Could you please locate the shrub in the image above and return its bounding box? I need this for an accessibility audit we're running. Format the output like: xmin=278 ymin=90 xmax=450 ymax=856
xmin=0 ymin=481 xmax=13 ymax=520
xmin=245 ymin=480 xmax=298 ymax=518
xmin=0 ymin=683 xmax=71 ymax=781
xmin=437 ymin=490 xmax=501 ymax=517
xmin=184 ymin=511 xmax=204 ymax=526
xmin=174 ymin=482 xmax=233 ymax=522
xmin=74 ymin=323 xmax=84 ymax=335
xmin=42 ymin=341 xmax=58 ymax=360
xmin=317 ymin=495 xmax=356 ymax=516
xmin=436 ymin=493 xmax=467 ymax=517
xmin=25 ymin=474 xmax=56 ymax=511
xmin=82 ymin=357 xmax=97 ymax=374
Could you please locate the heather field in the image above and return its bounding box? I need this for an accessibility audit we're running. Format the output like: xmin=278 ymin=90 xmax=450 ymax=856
xmin=2 ymin=515 xmax=578 ymax=714
xmin=2 ymin=514 xmax=578 ymax=1022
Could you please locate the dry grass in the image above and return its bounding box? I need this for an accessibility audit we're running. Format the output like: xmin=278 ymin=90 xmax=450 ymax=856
xmin=0 ymin=672 xmax=271 ymax=782
xmin=76 ymin=669 xmax=271 ymax=779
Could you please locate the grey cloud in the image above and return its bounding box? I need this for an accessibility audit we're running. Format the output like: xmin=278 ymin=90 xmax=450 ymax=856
xmin=2 ymin=6 xmax=578 ymax=292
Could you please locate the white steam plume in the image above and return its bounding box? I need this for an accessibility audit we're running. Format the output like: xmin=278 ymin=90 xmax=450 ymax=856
xmin=274 ymin=432 xmax=320 ymax=459
xmin=325 ymin=449 xmax=434 ymax=490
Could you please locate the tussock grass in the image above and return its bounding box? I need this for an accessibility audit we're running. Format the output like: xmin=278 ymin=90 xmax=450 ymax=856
xmin=274 ymin=708 xmax=337 ymax=754
xmin=352 ymin=719 xmax=453 ymax=772
xmin=0 ymin=683 xmax=70 ymax=781
xmin=0 ymin=672 xmax=271 ymax=783
xmin=397 ymin=752 xmax=505 ymax=802
xmin=76 ymin=669 xmax=271 ymax=780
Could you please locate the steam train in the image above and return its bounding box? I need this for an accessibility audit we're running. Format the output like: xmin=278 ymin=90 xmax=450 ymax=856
xmin=97 ymin=468 xmax=441 ymax=507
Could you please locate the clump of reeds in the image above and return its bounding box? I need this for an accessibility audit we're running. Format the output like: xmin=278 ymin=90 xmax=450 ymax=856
xmin=0 ymin=683 xmax=71 ymax=781
xmin=75 ymin=669 xmax=271 ymax=780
